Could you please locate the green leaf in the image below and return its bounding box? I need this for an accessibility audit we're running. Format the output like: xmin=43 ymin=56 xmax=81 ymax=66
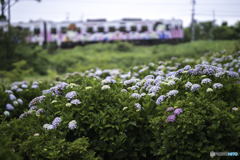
xmin=122 ymin=117 xmax=129 ymax=122
xmin=114 ymin=149 xmax=128 ymax=159
xmin=215 ymin=133 xmax=222 ymax=139
xmin=105 ymin=124 xmax=111 ymax=128
xmin=94 ymin=146 xmax=102 ymax=151
xmin=129 ymin=121 xmax=137 ymax=127
xmin=195 ymin=141 xmax=202 ymax=148
xmin=115 ymin=125 xmax=119 ymax=131
xmin=106 ymin=147 xmax=113 ymax=152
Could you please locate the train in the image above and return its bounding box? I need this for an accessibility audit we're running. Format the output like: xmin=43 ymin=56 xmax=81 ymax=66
xmin=0 ymin=18 xmax=184 ymax=47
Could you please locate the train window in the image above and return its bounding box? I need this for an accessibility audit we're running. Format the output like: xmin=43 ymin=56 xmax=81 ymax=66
xmin=109 ymin=27 xmax=115 ymax=32
xmin=77 ymin=28 xmax=81 ymax=33
xmin=140 ymin=26 xmax=148 ymax=32
xmin=34 ymin=28 xmax=40 ymax=34
xmin=98 ymin=27 xmax=104 ymax=32
xmin=119 ymin=26 xmax=126 ymax=32
xmin=51 ymin=28 xmax=57 ymax=34
xmin=61 ymin=27 xmax=67 ymax=33
xmin=131 ymin=26 xmax=137 ymax=32
xmin=87 ymin=27 xmax=93 ymax=33
xmin=166 ymin=24 xmax=171 ymax=31
xmin=175 ymin=26 xmax=179 ymax=30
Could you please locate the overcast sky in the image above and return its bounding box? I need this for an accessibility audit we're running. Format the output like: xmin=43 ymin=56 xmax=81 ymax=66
xmin=8 ymin=0 xmax=240 ymax=27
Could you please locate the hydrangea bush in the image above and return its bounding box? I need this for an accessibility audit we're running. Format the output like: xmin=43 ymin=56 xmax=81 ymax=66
xmin=1 ymin=49 xmax=240 ymax=159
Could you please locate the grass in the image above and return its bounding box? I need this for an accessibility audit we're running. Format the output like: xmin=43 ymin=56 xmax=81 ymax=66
xmin=1 ymin=40 xmax=240 ymax=85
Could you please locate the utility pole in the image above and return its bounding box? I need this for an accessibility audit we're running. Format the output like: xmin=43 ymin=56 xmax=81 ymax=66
xmin=8 ymin=0 xmax=10 ymax=31
xmin=191 ymin=0 xmax=195 ymax=42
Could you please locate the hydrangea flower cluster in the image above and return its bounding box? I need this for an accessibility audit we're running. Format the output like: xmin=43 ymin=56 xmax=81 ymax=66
xmin=65 ymin=91 xmax=77 ymax=100
xmin=166 ymin=115 xmax=176 ymax=122
xmin=185 ymin=81 xmax=192 ymax=89
xmin=134 ymin=103 xmax=141 ymax=110
xmin=206 ymin=88 xmax=213 ymax=92
xmin=201 ymin=78 xmax=212 ymax=84
xmin=130 ymin=93 xmax=141 ymax=99
xmin=9 ymin=94 xmax=16 ymax=101
xmin=52 ymin=117 xmax=62 ymax=128
xmin=121 ymin=89 xmax=127 ymax=92
xmin=101 ymin=85 xmax=111 ymax=90
xmin=166 ymin=90 xmax=178 ymax=98
xmin=17 ymin=99 xmax=23 ymax=105
xmin=166 ymin=107 xmax=174 ymax=112
xmin=191 ymin=84 xmax=201 ymax=92
xmin=166 ymin=108 xmax=183 ymax=122
xmin=174 ymin=108 xmax=183 ymax=115
xmin=68 ymin=120 xmax=77 ymax=130
xmin=6 ymin=104 xmax=14 ymax=111
xmin=70 ymin=99 xmax=81 ymax=105
xmin=156 ymin=95 xmax=166 ymax=105
xmin=29 ymin=96 xmax=46 ymax=107
xmin=19 ymin=111 xmax=32 ymax=119
xmin=4 ymin=111 xmax=10 ymax=116
xmin=213 ymin=83 xmax=223 ymax=89
xmin=36 ymin=108 xmax=44 ymax=115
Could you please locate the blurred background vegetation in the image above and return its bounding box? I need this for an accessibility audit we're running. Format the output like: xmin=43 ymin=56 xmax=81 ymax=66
xmin=0 ymin=20 xmax=240 ymax=85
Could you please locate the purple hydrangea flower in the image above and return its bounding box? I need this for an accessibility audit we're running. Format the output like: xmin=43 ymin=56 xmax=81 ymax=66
xmin=201 ymin=78 xmax=212 ymax=84
xmin=33 ymin=81 xmax=39 ymax=85
xmin=17 ymin=99 xmax=23 ymax=105
xmin=16 ymin=88 xmax=23 ymax=92
xmin=144 ymin=79 xmax=154 ymax=88
xmin=6 ymin=103 xmax=14 ymax=110
xmin=68 ymin=120 xmax=77 ymax=130
xmin=156 ymin=95 xmax=166 ymax=105
xmin=36 ymin=108 xmax=44 ymax=115
xmin=21 ymin=84 xmax=28 ymax=88
xmin=166 ymin=107 xmax=174 ymax=112
xmin=228 ymin=71 xmax=239 ymax=78
xmin=148 ymin=86 xmax=160 ymax=93
xmin=134 ymin=103 xmax=141 ymax=110
xmin=174 ymin=108 xmax=183 ymax=115
xmin=52 ymin=117 xmax=62 ymax=128
xmin=191 ymin=84 xmax=201 ymax=92
xmin=185 ymin=81 xmax=192 ymax=89
xmin=130 ymin=93 xmax=141 ymax=99
xmin=131 ymin=85 xmax=139 ymax=90
xmin=166 ymin=115 xmax=176 ymax=122
xmin=19 ymin=111 xmax=32 ymax=119
xmin=5 ymin=90 xmax=12 ymax=94
xmin=31 ymin=84 xmax=39 ymax=89
xmin=29 ymin=106 xmax=37 ymax=111
xmin=184 ymin=65 xmax=191 ymax=70
xmin=203 ymin=69 xmax=215 ymax=76
xmin=29 ymin=96 xmax=46 ymax=107
xmin=144 ymin=75 xmax=155 ymax=79
xmin=166 ymin=90 xmax=178 ymax=98
xmin=65 ymin=91 xmax=77 ymax=100
xmin=71 ymin=99 xmax=81 ymax=105
xmin=213 ymin=83 xmax=223 ymax=89
xmin=9 ymin=94 xmax=16 ymax=101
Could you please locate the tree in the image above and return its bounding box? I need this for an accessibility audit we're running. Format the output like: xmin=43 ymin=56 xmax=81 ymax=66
xmin=0 ymin=0 xmax=41 ymax=29
xmin=0 ymin=0 xmax=6 ymax=20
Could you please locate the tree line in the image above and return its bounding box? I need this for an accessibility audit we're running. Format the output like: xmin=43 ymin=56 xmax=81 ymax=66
xmin=183 ymin=21 xmax=240 ymax=42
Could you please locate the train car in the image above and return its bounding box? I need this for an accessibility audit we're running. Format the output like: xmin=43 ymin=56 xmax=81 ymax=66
xmin=1 ymin=18 xmax=183 ymax=47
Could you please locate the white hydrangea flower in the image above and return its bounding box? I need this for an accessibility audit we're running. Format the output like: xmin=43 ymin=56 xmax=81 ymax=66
xmin=206 ymin=88 xmax=213 ymax=92
xmin=101 ymin=85 xmax=110 ymax=90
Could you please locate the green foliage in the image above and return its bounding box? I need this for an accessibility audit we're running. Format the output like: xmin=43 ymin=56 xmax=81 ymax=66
xmin=1 ymin=60 xmax=33 ymax=82
xmin=0 ymin=131 xmax=22 ymax=160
